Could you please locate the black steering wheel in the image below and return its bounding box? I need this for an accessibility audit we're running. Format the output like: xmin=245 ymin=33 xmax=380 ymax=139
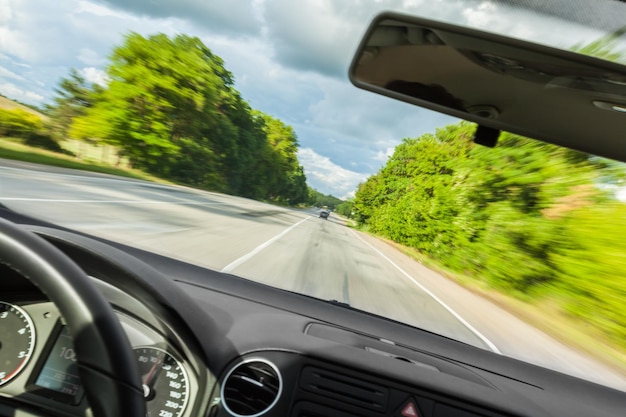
xmin=0 ymin=218 xmax=145 ymax=417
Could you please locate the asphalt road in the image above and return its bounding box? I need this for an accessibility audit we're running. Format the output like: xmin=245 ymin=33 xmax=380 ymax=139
xmin=1 ymin=159 xmax=625 ymax=391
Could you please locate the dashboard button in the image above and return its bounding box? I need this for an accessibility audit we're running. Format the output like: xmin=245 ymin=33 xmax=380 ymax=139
xmin=397 ymin=399 xmax=421 ymax=417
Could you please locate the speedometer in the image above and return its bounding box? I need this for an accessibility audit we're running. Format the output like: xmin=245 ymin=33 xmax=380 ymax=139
xmin=134 ymin=347 xmax=189 ymax=417
xmin=0 ymin=302 xmax=36 ymax=385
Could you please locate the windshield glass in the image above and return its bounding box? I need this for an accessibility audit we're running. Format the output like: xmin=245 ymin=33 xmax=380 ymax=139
xmin=1 ymin=0 xmax=626 ymax=391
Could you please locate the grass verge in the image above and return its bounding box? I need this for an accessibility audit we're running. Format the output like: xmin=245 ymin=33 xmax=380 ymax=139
xmin=357 ymin=227 xmax=626 ymax=376
xmin=0 ymin=137 xmax=168 ymax=183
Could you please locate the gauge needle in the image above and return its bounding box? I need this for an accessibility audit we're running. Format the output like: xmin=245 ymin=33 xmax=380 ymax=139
xmin=142 ymin=353 xmax=165 ymax=399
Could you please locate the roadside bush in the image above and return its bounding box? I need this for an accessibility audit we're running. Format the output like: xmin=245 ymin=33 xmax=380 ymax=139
xmin=353 ymin=122 xmax=626 ymax=346
xmin=0 ymin=108 xmax=43 ymax=137
xmin=0 ymin=108 xmax=72 ymax=155
xmin=24 ymin=131 xmax=73 ymax=155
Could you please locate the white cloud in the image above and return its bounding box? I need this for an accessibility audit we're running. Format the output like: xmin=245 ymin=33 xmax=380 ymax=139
xmin=76 ymin=0 xmax=136 ymax=19
xmin=0 ymin=54 xmax=31 ymax=69
xmin=0 ymin=1 xmax=13 ymax=23
xmin=374 ymin=147 xmax=395 ymax=162
xmin=77 ymin=48 xmax=106 ymax=66
xmin=298 ymin=147 xmax=368 ymax=198
xmin=79 ymin=66 xmax=109 ymax=86
xmin=0 ymin=65 xmax=25 ymax=81
xmin=262 ymin=0 xmax=366 ymax=77
xmin=99 ymin=0 xmax=261 ymax=36
xmin=0 ymin=82 xmax=44 ymax=104
xmin=301 ymin=75 xmax=457 ymax=175
xmin=0 ymin=27 xmax=31 ymax=62
xmin=462 ymin=1 xmax=499 ymax=28
xmin=461 ymin=1 xmax=608 ymax=51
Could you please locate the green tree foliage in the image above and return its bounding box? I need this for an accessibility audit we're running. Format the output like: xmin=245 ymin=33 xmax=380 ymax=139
xmin=46 ymin=69 xmax=101 ymax=140
xmin=308 ymin=188 xmax=344 ymax=210
xmin=552 ymin=202 xmax=626 ymax=345
xmin=50 ymin=32 xmax=307 ymax=203
xmin=253 ymin=112 xmax=309 ymax=204
xmin=572 ymin=27 xmax=626 ymax=64
xmin=353 ymin=122 xmax=626 ymax=344
xmin=71 ymin=33 xmax=226 ymax=171
xmin=335 ymin=200 xmax=354 ymax=217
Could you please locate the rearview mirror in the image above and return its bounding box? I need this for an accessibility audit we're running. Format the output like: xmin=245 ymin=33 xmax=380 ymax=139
xmin=349 ymin=12 xmax=626 ymax=161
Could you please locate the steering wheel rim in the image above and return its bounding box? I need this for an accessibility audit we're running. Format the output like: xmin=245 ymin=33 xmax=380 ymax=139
xmin=0 ymin=218 xmax=145 ymax=417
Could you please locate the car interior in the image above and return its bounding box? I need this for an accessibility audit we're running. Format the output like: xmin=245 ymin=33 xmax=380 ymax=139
xmin=1 ymin=9 xmax=626 ymax=417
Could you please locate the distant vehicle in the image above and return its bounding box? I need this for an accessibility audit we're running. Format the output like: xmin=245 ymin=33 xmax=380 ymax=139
xmin=319 ymin=209 xmax=330 ymax=219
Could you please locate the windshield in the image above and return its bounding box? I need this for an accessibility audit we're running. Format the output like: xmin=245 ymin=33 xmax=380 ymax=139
xmin=1 ymin=0 xmax=626 ymax=392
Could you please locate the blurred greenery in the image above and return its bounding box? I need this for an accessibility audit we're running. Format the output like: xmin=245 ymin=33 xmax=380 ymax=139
xmin=48 ymin=33 xmax=308 ymax=205
xmin=572 ymin=27 xmax=626 ymax=64
xmin=307 ymin=188 xmax=344 ymax=210
xmin=0 ymin=137 xmax=161 ymax=181
xmin=0 ymin=33 xmax=334 ymax=207
xmin=0 ymin=108 xmax=45 ymax=138
xmin=335 ymin=200 xmax=354 ymax=218
xmin=353 ymin=122 xmax=626 ymax=347
xmin=0 ymin=108 xmax=68 ymax=154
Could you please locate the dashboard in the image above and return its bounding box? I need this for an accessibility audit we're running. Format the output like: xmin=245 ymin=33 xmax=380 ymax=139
xmin=1 ymin=218 xmax=626 ymax=417
xmin=0 ymin=282 xmax=201 ymax=417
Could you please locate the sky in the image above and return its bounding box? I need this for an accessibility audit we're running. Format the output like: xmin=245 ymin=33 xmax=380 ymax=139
xmin=0 ymin=0 xmax=623 ymax=198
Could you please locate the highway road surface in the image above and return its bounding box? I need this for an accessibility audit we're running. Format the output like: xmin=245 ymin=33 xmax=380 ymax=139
xmin=1 ymin=158 xmax=625 ymax=391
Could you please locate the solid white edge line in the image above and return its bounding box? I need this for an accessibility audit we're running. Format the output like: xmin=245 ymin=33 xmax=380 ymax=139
xmin=221 ymin=217 xmax=310 ymax=273
xmin=350 ymin=229 xmax=501 ymax=354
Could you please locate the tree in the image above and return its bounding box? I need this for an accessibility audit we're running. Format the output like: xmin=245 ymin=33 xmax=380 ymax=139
xmin=335 ymin=200 xmax=354 ymax=217
xmin=254 ymin=112 xmax=308 ymax=203
xmin=47 ymin=69 xmax=101 ymax=140
xmin=307 ymin=188 xmax=344 ymax=210
xmin=353 ymin=122 xmax=617 ymax=294
xmin=71 ymin=33 xmax=233 ymax=174
xmin=64 ymin=32 xmax=309 ymax=205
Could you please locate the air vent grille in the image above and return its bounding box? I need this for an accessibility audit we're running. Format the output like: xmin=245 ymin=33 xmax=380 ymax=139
xmin=221 ymin=359 xmax=282 ymax=417
xmin=299 ymin=366 xmax=389 ymax=412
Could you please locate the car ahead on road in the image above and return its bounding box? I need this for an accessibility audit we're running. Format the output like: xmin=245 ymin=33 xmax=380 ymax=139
xmin=1 ymin=2 xmax=626 ymax=417
xmin=319 ymin=209 xmax=330 ymax=219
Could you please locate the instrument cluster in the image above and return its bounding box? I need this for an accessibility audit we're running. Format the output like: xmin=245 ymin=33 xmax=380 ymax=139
xmin=0 ymin=299 xmax=197 ymax=417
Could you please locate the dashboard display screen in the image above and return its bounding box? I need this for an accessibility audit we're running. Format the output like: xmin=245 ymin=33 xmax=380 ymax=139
xmin=34 ymin=326 xmax=84 ymax=401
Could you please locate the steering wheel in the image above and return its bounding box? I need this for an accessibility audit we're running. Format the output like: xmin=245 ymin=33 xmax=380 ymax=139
xmin=0 ymin=218 xmax=145 ymax=417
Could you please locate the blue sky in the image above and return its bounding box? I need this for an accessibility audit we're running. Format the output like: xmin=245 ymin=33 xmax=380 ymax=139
xmin=0 ymin=0 xmax=620 ymax=198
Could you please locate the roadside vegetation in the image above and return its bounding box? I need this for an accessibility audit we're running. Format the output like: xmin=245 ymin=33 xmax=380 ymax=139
xmin=307 ymin=188 xmax=350 ymax=212
xmin=1 ymin=33 xmax=309 ymax=205
xmin=352 ymin=121 xmax=626 ymax=355
xmin=0 ymin=100 xmax=343 ymax=208
xmin=0 ymin=137 xmax=164 ymax=182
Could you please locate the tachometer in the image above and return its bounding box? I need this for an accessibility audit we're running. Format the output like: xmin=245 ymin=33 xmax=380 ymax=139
xmin=134 ymin=347 xmax=189 ymax=417
xmin=0 ymin=301 xmax=36 ymax=385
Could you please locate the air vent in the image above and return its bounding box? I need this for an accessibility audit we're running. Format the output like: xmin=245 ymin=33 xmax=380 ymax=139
xmin=299 ymin=366 xmax=389 ymax=412
xmin=221 ymin=358 xmax=282 ymax=417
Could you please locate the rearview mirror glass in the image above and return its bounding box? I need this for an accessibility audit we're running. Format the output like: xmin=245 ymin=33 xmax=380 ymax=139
xmin=349 ymin=12 xmax=626 ymax=161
